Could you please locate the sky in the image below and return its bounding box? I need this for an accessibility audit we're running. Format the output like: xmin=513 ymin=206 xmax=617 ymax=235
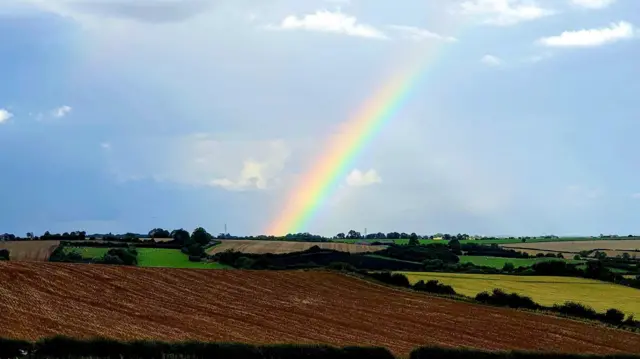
xmin=0 ymin=0 xmax=639 ymax=237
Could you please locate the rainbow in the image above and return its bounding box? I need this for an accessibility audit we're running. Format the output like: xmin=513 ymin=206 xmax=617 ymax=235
xmin=266 ymin=44 xmax=453 ymax=236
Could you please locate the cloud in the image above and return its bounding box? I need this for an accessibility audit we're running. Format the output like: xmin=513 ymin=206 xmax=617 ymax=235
xmin=51 ymin=105 xmax=72 ymax=118
xmin=631 ymin=193 xmax=640 ymax=199
xmin=538 ymin=21 xmax=635 ymax=47
xmin=0 ymin=109 xmax=13 ymax=124
xmin=570 ymin=0 xmax=616 ymax=9
xmin=387 ymin=25 xmax=458 ymax=42
xmin=345 ymin=169 xmax=382 ymax=187
xmin=104 ymin=134 xmax=291 ymax=191
xmin=267 ymin=10 xmax=387 ymax=39
xmin=100 ymin=142 xmax=111 ymax=150
xmin=481 ymin=54 xmax=503 ymax=66
xmin=460 ymin=0 xmax=555 ymax=26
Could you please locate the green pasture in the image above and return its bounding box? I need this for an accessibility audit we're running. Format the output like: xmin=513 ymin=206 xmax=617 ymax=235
xmin=458 ymin=256 xmax=584 ymax=269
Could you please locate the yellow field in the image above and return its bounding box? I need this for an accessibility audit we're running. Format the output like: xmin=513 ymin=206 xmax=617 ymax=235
xmin=399 ymin=272 xmax=640 ymax=317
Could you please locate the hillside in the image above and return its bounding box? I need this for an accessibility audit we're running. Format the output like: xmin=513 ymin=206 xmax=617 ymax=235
xmin=0 ymin=262 xmax=638 ymax=356
xmin=208 ymin=240 xmax=385 ymax=254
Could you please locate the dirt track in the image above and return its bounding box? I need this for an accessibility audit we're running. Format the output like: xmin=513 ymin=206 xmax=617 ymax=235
xmin=0 ymin=262 xmax=638 ymax=356
xmin=0 ymin=240 xmax=60 ymax=261
xmin=208 ymin=240 xmax=385 ymax=254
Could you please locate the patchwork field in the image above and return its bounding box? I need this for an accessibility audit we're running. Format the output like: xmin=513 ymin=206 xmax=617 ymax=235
xmin=0 ymin=262 xmax=639 ymax=356
xmin=208 ymin=240 xmax=386 ymax=254
xmin=502 ymin=240 xmax=640 ymax=256
xmin=137 ymin=248 xmax=230 ymax=269
xmin=399 ymin=272 xmax=640 ymax=316
xmin=0 ymin=240 xmax=60 ymax=261
xmin=458 ymin=256 xmax=583 ymax=268
xmin=63 ymin=247 xmax=230 ymax=269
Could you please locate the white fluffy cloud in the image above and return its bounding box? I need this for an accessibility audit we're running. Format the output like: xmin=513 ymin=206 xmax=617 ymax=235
xmin=104 ymin=134 xmax=292 ymax=191
xmin=570 ymin=0 xmax=616 ymax=9
xmin=631 ymin=193 xmax=640 ymax=199
xmin=481 ymin=54 xmax=503 ymax=66
xmin=387 ymin=25 xmax=457 ymax=42
xmin=0 ymin=109 xmax=13 ymax=123
xmin=345 ymin=169 xmax=382 ymax=187
xmin=268 ymin=10 xmax=387 ymax=39
xmin=538 ymin=21 xmax=635 ymax=47
xmin=51 ymin=105 xmax=72 ymax=118
xmin=460 ymin=0 xmax=554 ymax=26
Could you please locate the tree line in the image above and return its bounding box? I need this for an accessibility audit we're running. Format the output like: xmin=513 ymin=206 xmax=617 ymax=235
xmin=0 ymin=336 xmax=638 ymax=359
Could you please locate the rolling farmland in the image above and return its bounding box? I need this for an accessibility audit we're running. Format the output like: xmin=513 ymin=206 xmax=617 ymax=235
xmin=400 ymin=272 xmax=640 ymax=316
xmin=458 ymin=256 xmax=583 ymax=268
xmin=0 ymin=262 xmax=639 ymax=356
xmin=502 ymin=240 xmax=640 ymax=257
xmin=0 ymin=240 xmax=59 ymax=261
xmin=208 ymin=240 xmax=386 ymax=254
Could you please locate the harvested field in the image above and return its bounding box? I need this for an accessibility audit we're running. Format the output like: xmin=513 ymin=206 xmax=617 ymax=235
xmin=400 ymin=272 xmax=640 ymax=316
xmin=1 ymin=262 xmax=639 ymax=357
xmin=208 ymin=240 xmax=385 ymax=254
xmin=502 ymin=240 xmax=640 ymax=256
xmin=0 ymin=240 xmax=59 ymax=261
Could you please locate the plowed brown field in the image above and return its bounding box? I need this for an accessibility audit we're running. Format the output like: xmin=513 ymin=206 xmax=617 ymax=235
xmin=208 ymin=240 xmax=385 ymax=254
xmin=0 ymin=240 xmax=59 ymax=261
xmin=0 ymin=262 xmax=638 ymax=357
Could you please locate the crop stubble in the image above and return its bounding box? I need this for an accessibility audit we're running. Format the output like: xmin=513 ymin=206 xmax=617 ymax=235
xmin=0 ymin=240 xmax=60 ymax=261
xmin=0 ymin=262 xmax=638 ymax=357
xmin=208 ymin=240 xmax=385 ymax=254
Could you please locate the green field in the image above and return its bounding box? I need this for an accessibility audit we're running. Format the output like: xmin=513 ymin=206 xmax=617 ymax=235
xmin=399 ymin=271 xmax=640 ymax=316
xmin=63 ymin=247 xmax=108 ymax=258
xmin=458 ymin=256 xmax=584 ymax=268
xmin=137 ymin=248 xmax=231 ymax=269
xmin=64 ymin=247 xmax=230 ymax=269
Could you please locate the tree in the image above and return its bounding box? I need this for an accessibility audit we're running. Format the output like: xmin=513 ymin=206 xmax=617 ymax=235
xmin=171 ymin=229 xmax=191 ymax=245
xmin=335 ymin=232 xmax=345 ymax=239
xmin=346 ymin=230 xmax=361 ymax=239
xmin=448 ymin=239 xmax=462 ymax=255
xmin=192 ymin=227 xmax=213 ymax=246
xmin=502 ymin=262 xmax=515 ymax=272
xmin=573 ymin=254 xmax=581 ymax=260
xmin=521 ymin=237 xmax=527 ymax=243
xmin=149 ymin=228 xmax=171 ymax=238
xmin=0 ymin=249 xmax=9 ymax=260
xmin=622 ymin=252 xmax=631 ymax=260
xmin=408 ymin=237 xmax=420 ymax=246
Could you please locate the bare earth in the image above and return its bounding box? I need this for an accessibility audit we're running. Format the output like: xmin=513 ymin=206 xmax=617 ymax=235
xmin=0 ymin=240 xmax=60 ymax=261
xmin=502 ymin=240 xmax=640 ymax=256
xmin=0 ymin=262 xmax=638 ymax=357
xmin=208 ymin=240 xmax=385 ymax=254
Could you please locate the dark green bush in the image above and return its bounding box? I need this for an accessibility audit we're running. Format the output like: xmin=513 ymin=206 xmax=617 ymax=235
xmin=413 ymin=280 xmax=456 ymax=295
xmin=604 ymin=308 xmax=625 ymax=325
xmin=0 ymin=249 xmax=9 ymax=260
xmin=475 ymin=289 xmax=539 ymax=310
xmin=367 ymin=271 xmax=410 ymax=287
xmin=328 ymin=262 xmax=357 ymax=272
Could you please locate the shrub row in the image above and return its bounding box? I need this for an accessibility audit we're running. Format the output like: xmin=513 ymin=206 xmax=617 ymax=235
xmin=474 ymin=289 xmax=639 ymax=328
xmin=410 ymin=347 xmax=640 ymax=359
xmin=0 ymin=336 xmax=394 ymax=359
xmin=358 ymin=271 xmax=639 ymax=330
xmin=1 ymin=337 xmax=639 ymax=359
